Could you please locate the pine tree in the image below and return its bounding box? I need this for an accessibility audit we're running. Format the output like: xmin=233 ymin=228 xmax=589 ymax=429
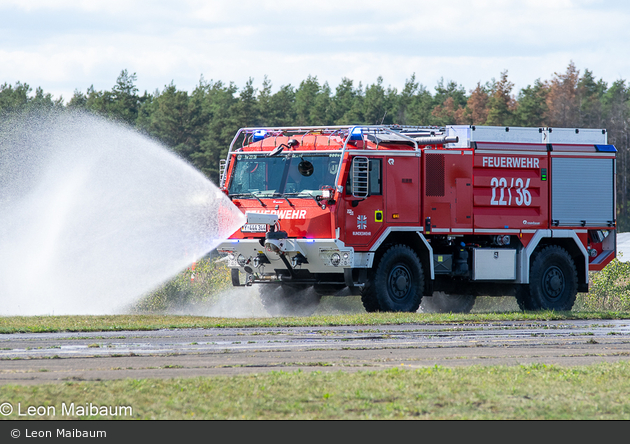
xmin=363 ymin=76 xmax=392 ymax=125
xmin=0 ymin=82 xmax=32 ymax=112
xmin=431 ymin=78 xmax=467 ymax=125
xmin=396 ymin=74 xmax=419 ymax=125
xmin=485 ymin=71 xmax=515 ymax=126
xmin=234 ymin=78 xmax=259 ymax=127
xmin=295 ymin=76 xmax=321 ymax=126
xmin=461 ymin=82 xmax=490 ymax=125
xmin=577 ymin=69 xmax=606 ymax=128
xmin=546 ymin=61 xmax=580 ymax=127
xmin=404 ymin=83 xmax=433 ymax=126
xmin=602 ymin=80 xmax=630 ymax=229
xmin=193 ymin=80 xmax=240 ymax=183
xmin=67 ymin=89 xmax=88 ymax=109
xmin=513 ymin=80 xmax=548 ymax=127
xmin=331 ymin=78 xmax=362 ymax=124
xmin=141 ymin=82 xmax=193 ymax=158
xmin=109 ymin=69 xmax=140 ymax=124
xmin=269 ymin=84 xmax=297 ymax=126
xmin=312 ymin=82 xmax=332 ymax=125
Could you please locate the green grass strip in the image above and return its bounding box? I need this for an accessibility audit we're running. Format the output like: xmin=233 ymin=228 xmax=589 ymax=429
xmin=1 ymin=311 xmax=630 ymax=333
xmin=3 ymin=362 xmax=630 ymax=419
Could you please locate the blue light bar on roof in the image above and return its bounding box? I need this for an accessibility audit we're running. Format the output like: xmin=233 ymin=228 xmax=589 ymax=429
xmin=349 ymin=126 xmax=363 ymax=141
xmin=595 ymin=144 xmax=617 ymax=152
xmin=253 ymin=130 xmax=268 ymax=142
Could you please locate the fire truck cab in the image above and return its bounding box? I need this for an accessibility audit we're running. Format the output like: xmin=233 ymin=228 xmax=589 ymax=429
xmin=216 ymin=125 xmax=617 ymax=315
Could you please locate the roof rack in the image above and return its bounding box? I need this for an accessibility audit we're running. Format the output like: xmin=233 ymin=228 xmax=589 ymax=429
xmin=221 ymin=125 xmax=423 ymax=187
xmin=219 ymin=124 xmax=610 ymax=187
xmin=445 ymin=125 xmax=608 ymax=147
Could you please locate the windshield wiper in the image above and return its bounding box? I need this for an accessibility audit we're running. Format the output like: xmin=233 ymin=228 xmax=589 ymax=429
xmin=272 ymin=193 xmax=295 ymax=207
xmin=283 ymin=192 xmax=320 ymax=204
xmin=230 ymin=192 xmax=267 ymax=207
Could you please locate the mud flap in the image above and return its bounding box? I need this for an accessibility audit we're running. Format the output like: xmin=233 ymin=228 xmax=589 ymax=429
xmin=231 ymin=269 xmax=244 ymax=287
xmin=344 ymin=268 xmax=367 ymax=288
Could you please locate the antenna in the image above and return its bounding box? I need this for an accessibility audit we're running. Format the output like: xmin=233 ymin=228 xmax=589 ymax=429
xmin=379 ymin=111 xmax=387 ymax=125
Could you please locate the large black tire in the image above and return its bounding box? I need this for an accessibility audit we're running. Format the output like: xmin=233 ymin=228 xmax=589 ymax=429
xmin=514 ymin=285 xmax=537 ymax=311
xmin=259 ymin=285 xmax=321 ymax=316
xmin=421 ymin=291 xmax=476 ymax=313
xmin=522 ymin=245 xmax=578 ymax=311
xmin=361 ymin=245 xmax=424 ymax=313
xmin=360 ymin=282 xmax=380 ymax=312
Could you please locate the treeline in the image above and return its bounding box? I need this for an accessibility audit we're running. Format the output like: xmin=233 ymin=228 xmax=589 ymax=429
xmin=2 ymin=62 xmax=630 ymax=229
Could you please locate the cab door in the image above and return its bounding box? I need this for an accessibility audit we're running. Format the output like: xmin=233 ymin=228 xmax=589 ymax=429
xmin=385 ymin=155 xmax=420 ymax=223
xmin=341 ymin=157 xmax=384 ymax=248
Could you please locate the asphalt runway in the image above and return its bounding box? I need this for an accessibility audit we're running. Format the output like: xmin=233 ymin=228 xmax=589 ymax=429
xmin=1 ymin=319 xmax=630 ymax=385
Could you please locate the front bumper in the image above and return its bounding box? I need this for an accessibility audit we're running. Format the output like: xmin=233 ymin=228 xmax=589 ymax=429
xmin=216 ymin=238 xmax=357 ymax=277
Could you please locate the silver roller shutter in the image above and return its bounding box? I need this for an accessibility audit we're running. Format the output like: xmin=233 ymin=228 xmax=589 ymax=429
xmin=551 ymin=157 xmax=614 ymax=226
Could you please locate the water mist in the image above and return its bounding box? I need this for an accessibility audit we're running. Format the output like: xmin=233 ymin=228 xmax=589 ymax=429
xmin=0 ymin=109 xmax=245 ymax=315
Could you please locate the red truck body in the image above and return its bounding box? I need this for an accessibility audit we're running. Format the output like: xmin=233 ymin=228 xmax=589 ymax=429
xmin=217 ymin=125 xmax=617 ymax=314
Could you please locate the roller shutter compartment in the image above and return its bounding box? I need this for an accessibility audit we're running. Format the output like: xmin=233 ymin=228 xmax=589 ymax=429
xmin=551 ymin=157 xmax=614 ymax=226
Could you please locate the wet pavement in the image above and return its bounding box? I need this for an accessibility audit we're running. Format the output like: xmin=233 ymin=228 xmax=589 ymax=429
xmin=1 ymin=320 xmax=630 ymax=384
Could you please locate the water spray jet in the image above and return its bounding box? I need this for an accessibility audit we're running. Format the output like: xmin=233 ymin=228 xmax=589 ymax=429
xmin=0 ymin=109 xmax=246 ymax=315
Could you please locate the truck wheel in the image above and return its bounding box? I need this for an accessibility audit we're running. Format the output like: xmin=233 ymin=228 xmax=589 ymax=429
xmin=421 ymin=292 xmax=476 ymax=313
xmin=360 ymin=281 xmax=380 ymax=312
xmin=362 ymin=245 xmax=424 ymax=312
xmin=528 ymin=245 xmax=578 ymax=311
xmin=259 ymin=285 xmax=321 ymax=316
xmin=514 ymin=285 xmax=537 ymax=311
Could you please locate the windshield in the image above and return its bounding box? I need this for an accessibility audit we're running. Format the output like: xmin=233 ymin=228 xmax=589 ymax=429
xmin=228 ymin=153 xmax=341 ymax=197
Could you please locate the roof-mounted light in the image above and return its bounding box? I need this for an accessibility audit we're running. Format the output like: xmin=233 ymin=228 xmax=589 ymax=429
xmin=349 ymin=126 xmax=363 ymax=141
xmin=253 ymin=129 xmax=268 ymax=142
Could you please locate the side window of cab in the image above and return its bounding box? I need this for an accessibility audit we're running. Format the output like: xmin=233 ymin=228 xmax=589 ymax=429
xmin=346 ymin=158 xmax=382 ymax=196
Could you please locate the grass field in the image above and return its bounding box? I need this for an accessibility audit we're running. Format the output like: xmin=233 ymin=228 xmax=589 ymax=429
xmin=2 ymin=363 xmax=630 ymax=419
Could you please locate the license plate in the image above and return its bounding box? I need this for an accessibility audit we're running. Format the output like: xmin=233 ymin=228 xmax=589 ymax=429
xmin=241 ymin=224 xmax=267 ymax=233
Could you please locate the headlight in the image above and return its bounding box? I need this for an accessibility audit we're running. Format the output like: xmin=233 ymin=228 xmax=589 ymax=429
xmin=265 ymin=242 xmax=280 ymax=254
xmin=319 ymin=249 xmax=352 ymax=267
xmin=237 ymin=254 xmax=247 ymax=266
xmin=330 ymin=253 xmax=341 ymax=267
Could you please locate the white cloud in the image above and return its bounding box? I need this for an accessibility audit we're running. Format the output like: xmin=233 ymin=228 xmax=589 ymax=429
xmin=0 ymin=0 xmax=629 ymax=102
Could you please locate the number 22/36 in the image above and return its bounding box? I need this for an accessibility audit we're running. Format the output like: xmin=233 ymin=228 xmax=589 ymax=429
xmin=490 ymin=177 xmax=531 ymax=206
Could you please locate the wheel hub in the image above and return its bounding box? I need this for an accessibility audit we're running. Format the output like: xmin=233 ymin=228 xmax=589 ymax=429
xmin=395 ymin=275 xmax=408 ymax=291
xmin=543 ymin=266 xmax=565 ymax=299
xmin=389 ymin=265 xmax=411 ymax=300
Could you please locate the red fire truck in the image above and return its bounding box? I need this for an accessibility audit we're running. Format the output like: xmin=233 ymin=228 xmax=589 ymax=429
xmin=216 ymin=125 xmax=616 ymax=315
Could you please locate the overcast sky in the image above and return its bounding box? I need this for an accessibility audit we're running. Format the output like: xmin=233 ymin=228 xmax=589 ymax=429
xmin=1 ymin=0 xmax=629 ymax=102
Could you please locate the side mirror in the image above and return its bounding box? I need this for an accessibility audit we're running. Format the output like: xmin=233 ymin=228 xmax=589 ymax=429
xmin=351 ymin=156 xmax=369 ymax=199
